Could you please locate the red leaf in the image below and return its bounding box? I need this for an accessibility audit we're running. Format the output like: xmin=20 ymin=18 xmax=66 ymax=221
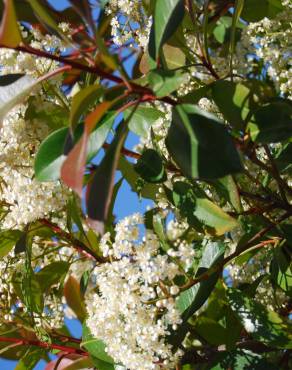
xmin=0 ymin=0 xmax=22 ymax=47
xmin=61 ymin=101 xmax=111 ymax=196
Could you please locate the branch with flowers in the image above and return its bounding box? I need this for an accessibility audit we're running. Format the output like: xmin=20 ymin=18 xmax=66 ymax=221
xmin=0 ymin=0 xmax=291 ymax=369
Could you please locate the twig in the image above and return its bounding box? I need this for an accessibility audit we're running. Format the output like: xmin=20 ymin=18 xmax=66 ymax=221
xmin=180 ymin=211 xmax=291 ymax=291
xmin=0 ymin=336 xmax=87 ymax=356
xmin=39 ymin=218 xmax=107 ymax=263
xmin=0 ymin=44 xmax=177 ymax=106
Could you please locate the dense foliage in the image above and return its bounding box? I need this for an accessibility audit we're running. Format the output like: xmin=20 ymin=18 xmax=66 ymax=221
xmin=0 ymin=0 xmax=291 ymax=369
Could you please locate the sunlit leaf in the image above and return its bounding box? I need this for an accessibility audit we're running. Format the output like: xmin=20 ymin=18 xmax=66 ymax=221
xmin=61 ymin=101 xmax=113 ymax=195
xmin=148 ymin=0 xmax=185 ymax=59
xmin=0 ymin=0 xmax=22 ymax=47
xmin=64 ymin=275 xmax=87 ymax=322
xmin=166 ymin=104 xmax=243 ymax=179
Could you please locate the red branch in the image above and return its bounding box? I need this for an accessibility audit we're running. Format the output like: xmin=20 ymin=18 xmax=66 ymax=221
xmin=0 ymin=44 xmax=177 ymax=106
xmin=0 ymin=337 xmax=87 ymax=356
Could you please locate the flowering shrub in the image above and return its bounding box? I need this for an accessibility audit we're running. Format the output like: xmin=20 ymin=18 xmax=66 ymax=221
xmin=0 ymin=0 xmax=291 ymax=369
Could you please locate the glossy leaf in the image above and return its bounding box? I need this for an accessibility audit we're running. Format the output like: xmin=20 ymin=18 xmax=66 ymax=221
xmin=118 ymin=157 xmax=159 ymax=200
xmin=35 ymin=112 xmax=115 ymax=182
xmin=171 ymin=181 xmax=238 ymax=236
xmin=275 ymin=143 xmax=292 ymax=174
xmin=34 ymin=127 xmax=68 ymax=181
xmin=162 ymin=44 xmax=186 ymax=69
xmin=86 ymin=122 xmax=128 ymax=234
xmin=270 ymin=245 xmax=292 ymax=296
xmin=194 ymin=317 xmax=227 ymax=346
xmin=212 ymin=80 xmax=251 ymax=129
xmin=0 ymin=74 xmax=37 ymax=124
xmin=15 ymin=347 xmax=45 ymax=370
xmin=0 ymin=229 xmax=22 ymax=259
xmin=0 ymin=0 xmax=22 ymax=47
xmin=125 ymin=105 xmax=164 ymax=138
xmin=62 ymin=357 xmax=94 ymax=370
xmin=36 ymin=261 xmax=69 ymax=292
xmin=166 ymin=104 xmax=243 ymax=179
xmin=61 ymin=101 xmax=112 ymax=196
xmin=147 ymin=69 xmax=188 ymax=98
xmin=25 ymin=101 xmax=69 ymax=131
xmin=241 ymin=0 xmax=283 ymax=22
xmin=134 ymin=149 xmax=165 ymax=183
xmin=177 ymin=241 xmax=225 ymax=319
xmin=70 ymin=84 xmax=104 ymax=128
xmin=148 ymin=0 xmax=185 ymax=59
xmin=247 ymin=100 xmax=292 ymax=143
xmin=64 ymin=275 xmax=87 ymax=322
xmin=82 ymin=324 xmax=115 ymax=364
xmin=214 ymin=175 xmax=242 ymax=212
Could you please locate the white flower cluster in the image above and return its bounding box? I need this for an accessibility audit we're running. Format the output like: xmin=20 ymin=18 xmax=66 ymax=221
xmin=237 ymin=1 xmax=292 ymax=98
xmin=0 ymin=107 xmax=68 ymax=228
xmin=106 ymin=0 xmax=151 ymax=48
xmin=86 ymin=213 xmax=184 ymax=370
xmin=0 ymin=28 xmax=69 ymax=229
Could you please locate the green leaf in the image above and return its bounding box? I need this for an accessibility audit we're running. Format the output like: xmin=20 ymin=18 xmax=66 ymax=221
xmin=147 ymin=69 xmax=188 ymax=98
xmin=134 ymin=149 xmax=166 ymax=183
xmin=82 ymin=324 xmax=114 ymax=364
xmin=90 ymin=358 xmax=115 ymax=370
xmin=86 ymin=122 xmax=128 ymax=234
xmin=162 ymin=44 xmax=186 ymax=69
xmin=270 ymin=245 xmax=292 ymax=296
xmin=171 ymin=181 xmax=238 ymax=236
xmin=177 ymin=241 xmax=225 ymax=319
xmin=14 ymin=347 xmax=44 ymax=370
xmin=229 ymin=0 xmax=244 ymax=74
xmin=35 ymin=112 xmax=115 ymax=181
xmin=213 ymin=23 xmax=226 ymax=44
xmin=241 ymin=0 xmax=283 ymax=22
xmin=194 ymin=317 xmax=227 ymax=346
xmin=214 ymin=175 xmax=242 ymax=212
xmin=118 ymin=156 xmax=159 ymax=200
xmin=212 ymin=81 xmax=251 ymax=130
xmin=0 ymin=74 xmax=38 ymax=123
xmin=70 ymin=84 xmax=104 ymax=128
xmin=20 ymin=273 xmax=44 ymax=314
xmin=0 ymin=229 xmax=22 ymax=259
xmin=0 ymin=0 xmax=22 ymax=47
xmin=25 ymin=100 xmax=68 ymax=131
xmin=227 ymin=288 xmax=292 ymax=348
xmin=61 ymin=101 xmax=113 ymax=196
xmin=179 ymin=85 xmax=211 ymax=104
xmin=64 ymin=275 xmax=87 ymax=322
xmin=62 ymin=357 xmax=95 ymax=370
xmin=166 ymin=104 xmax=242 ymax=179
xmin=36 ymin=261 xmax=69 ymax=292
xmin=275 ymin=143 xmax=292 ymax=174
xmin=148 ymin=0 xmax=185 ymax=60
xmin=14 ymin=231 xmax=28 ymax=254
xmin=125 ymin=105 xmax=164 ymax=138
xmin=34 ymin=127 xmax=68 ymax=181
xmin=247 ymin=100 xmax=292 ymax=143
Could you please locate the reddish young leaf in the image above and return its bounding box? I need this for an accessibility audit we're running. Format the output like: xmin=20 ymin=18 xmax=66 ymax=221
xmin=64 ymin=275 xmax=87 ymax=322
xmin=0 ymin=0 xmax=22 ymax=47
xmin=61 ymin=101 xmax=111 ymax=196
